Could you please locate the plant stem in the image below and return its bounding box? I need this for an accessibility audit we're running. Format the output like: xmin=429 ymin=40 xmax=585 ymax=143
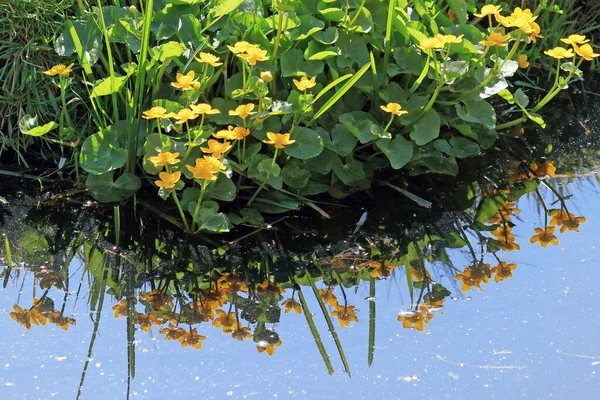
xmin=248 ymin=148 xmax=278 ymax=205
xmin=171 ymin=191 xmax=190 ymax=231
xmin=191 ymin=181 xmax=208 ymax=231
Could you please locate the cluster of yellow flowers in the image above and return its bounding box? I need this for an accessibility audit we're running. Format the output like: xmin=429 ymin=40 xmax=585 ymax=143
xmin=546 ymin=34 xmax=599 ymax=61
xmin=530 ymin=209 xmax=586 ymax=247
xmin=10 ymin=299 xmax=76 ymax=331
xmin=418 ymin=33 xmax=464 ymax=50
xmin=319 ymin=287 xmax=359 ymax=328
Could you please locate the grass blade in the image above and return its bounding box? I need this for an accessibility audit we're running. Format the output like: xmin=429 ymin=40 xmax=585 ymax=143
xmin=311 ymin=62 xmax=371 ymax=123
xmin=381 ymin=182 xmax=432 ymax=208
xmin=295 ymin=283 xmax=335 ymax=375
xmin=305 ymin=271 xmax=351 ymax=377
xmin=368 ymin=278 xmax=375 ymax=366
xmin=382 ymin=0 xmax=396 ymax=89
xmin=311 ymin=74 xmax=352 ymax=105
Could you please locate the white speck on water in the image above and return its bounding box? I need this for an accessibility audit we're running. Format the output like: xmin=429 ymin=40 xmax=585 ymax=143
xmin=54 ymin=356 xmax=67 ymax=361
xmin=448 ymin=372 xmax=459 ymax=380
xmin=227 ymin=391 xmax=233 ymax=396
xmin=95 ymin=363 xmax=101 ymax=368
xmin=5 ymin=382 xmax=15 ymax=387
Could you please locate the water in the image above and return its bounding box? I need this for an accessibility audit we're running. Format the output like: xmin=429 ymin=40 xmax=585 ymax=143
xmin=1 ymin=120 xmax=600 ymax=398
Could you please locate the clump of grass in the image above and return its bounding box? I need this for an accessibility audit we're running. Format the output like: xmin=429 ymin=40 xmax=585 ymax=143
xmin=0 ymin=0 xmax=71 ymax=162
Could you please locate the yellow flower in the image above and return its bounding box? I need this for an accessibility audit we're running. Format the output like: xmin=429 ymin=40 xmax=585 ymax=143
xmin=544 ymin=47 xmax=575 ymax=59
xmin=195 ymin=52 xmax=223 ymax=67
xmin=440 ymin=34 xmax=464 ymax=44
xmin=410 ymin=266 xmax=431 ymax=282
xmin=331 ymin=305 xmax=358 ymax=328
xmin=473 ymin=5 xmax=502 ymax=18
xmin=147 ymin=151 xmax=180 ymax=167
xmin=293 ymin=76 xmax=316 ymax=91
xmin=43 ymin=63 xmax=75 ymax=77
xmin=218 ymin=272 xmax=249 ymax=294
xmin=171 ymin=71 xmax=199 ymax=90
xmin=190 ymin=103 xmax=220 ymax=115
xmin=257 ymin=338 xmax=282 ymax=356
xmin=380 ymin=102 xmax=408 ymax=116
xmin=574 ymin=44 xmax=599 ymax=61
xmin=142 ymin=106 xmax=170 ymax=120
xmin=368 ymin=261 xmax=398 ymax=278
xmin=213 ymin=125 xmax=251 ymax=140
xmin=530 ymin=160 xmax=556 ymax=177
xmin=173 ymin=108 xmax=199 ymax=124
xmin=180 ymin=328 xmax=207 ymax=349
xmin=47 ymin=311 xmax=76 ymax=331
xmin=262 ymin=132 xmax=296 ymax=149
xmin=397 ymin=305 xmax=434 ymax=331
xmin=496 ymin=7 xmax=537 ymax=33
xmin=528 ymin=22 xmax=543 ymax=43
xmin=200 ymin=139 xmax=232 ymax=159
xmin=491 ymin=261 xmax=517 ymax=283
xmin=282 ymin=299 xmax=302 ymax=314
xmin=229 ymin=103 xmax=256 ymax=120
xmin=550 ymin=210 xmax=586 ymax=233
xmin=260 ymin=71 xmax=273 ymax=82
xmin=560 ymin=34 xmax=590 ymax=46
xmin=418 ymin=36 xmax=446 ymax=50
xmin=448 ymin=8 xmax=456 ymax=22
xmin=319 ymin=287 xmax=339 ymax=307
xmin=454 ymin=263 xmax=491 ymax=292
xmin=256 ymin=281 xmax=286 ymax=296
xmin=212 ymin=310 xmax=237 ymax=334
xmin=239 ymin=47 xmax=269 ymax=65
xmin=112 ymin=299 xmax=128 ymax=318
xmin=480 ymin=33 xmax=511 ymax=47
xmin=9 ymin=304 xmax=31 ymax=330
xmin=155 ymin=171 xmax=181 ymax=189
xmin=517 ymin=54 xmax=530 ymax=68
xmin=231 ymin=325 xmax=253 ymax=341
xmin=186 ymin=156 xmax=224 ymax=180
xmin=160 ymin=325 xmax=187 ymax=340
xmin=140 ymin=289 xmax=174 ymax=311
xmin=529 ymin=226 xmax=560 ymax=247
xmin=227 ymin=41 xmax=260 ymax=54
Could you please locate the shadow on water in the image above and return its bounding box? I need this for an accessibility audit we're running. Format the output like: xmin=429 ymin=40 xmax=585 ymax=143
xmin=2 ymin=97 xmax=600 ymax=398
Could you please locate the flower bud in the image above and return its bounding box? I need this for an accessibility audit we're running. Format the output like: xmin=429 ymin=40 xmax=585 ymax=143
xmin=260 ymin=71 xmax=273 ymax=83
xmin=128 ymin=5 xmax=137 ymax=12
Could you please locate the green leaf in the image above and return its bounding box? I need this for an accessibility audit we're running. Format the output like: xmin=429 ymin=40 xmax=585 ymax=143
xmin=284 ymin=127 xmax=324 ymax=159
xmin=198 ymin=209 xmax=231 ymax=232
xmin=281 ymin=163 xmax=311 ymax=188
xmin=444 ymin=137 xmax=480 ymax=158
xmin=447 ymin=0 xmax=468 ymax=23
xmin=456 ymin=97 xmax=496 ymax=129
xmin=475 ymin=196 xmax=505 ymax=223
xmin=151 ymin=41 xmax=185 ymax=61
xmin=80 ymin=128 xmax=128 ymax=175
xmin=323 ymin=124 xmax=357 ymax=156
xmin=90 ymin=75 xmax=129 ymax=98
xmin=339 ymin=112 xmax=381 ymax=144
xmin=86 ymin=171 xmax=141 ymax=203
xmin=18 ymin=115 xmax=58 ymax=137
xmin=507 ymin=180 xmax=538 ymax=201
xmin=206 ymin=177 xmax=237 ymax=201
xmin=257 ymin=159 xmax=281 ymax=176
xmin=410 ymin=109 xmax=440 ymax=145
xmin=212 ymin=0 xmax=245 ymax=17
xmin=332 ymin=156 xmax=366 ymax=185
xmin=55 ymin=18 xmax=103 ymax=68
xmin=280 ymin=48 xmax=324 ymax=77
xmin=376 ymin=136 xmax=414 ymax=169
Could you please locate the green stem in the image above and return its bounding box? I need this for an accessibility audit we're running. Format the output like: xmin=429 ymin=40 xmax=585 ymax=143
xmin=348 ymin=0 xmax=367 ymax=26
xmin=191 ymin=181 xmax=208 ymax=231
xmin=248 ymin=148 xmax=278 ymax=205
xmin=532 ymin=57 xmax=582 ymax=113
xmin=171 ymin=191 xmax=190 ymax=231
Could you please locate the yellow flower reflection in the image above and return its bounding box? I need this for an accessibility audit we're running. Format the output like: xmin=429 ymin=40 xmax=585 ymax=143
xmin=257 ymin=338 xmax=282 ymax=356
xmin=529 ymin=226 xmax=560 ymax=247
xmin=368 ymin=260 xmax=398 ymax=278
xmin=397 ymin=304 xmax=434 ymax=332
xmin=550 ymin=210 xmax=586 ymax=233
xmin=491 ymin=261 xmax=517 ymax=283
xmin=180 ymin=328 xmax=207 ymax=349
xmin=212 ymin=310 xmax=237 ymax=334
xmin=319 ymin=287 xmax=339 ymax=307
xmin=10 ymin=304 xmax=32 ymax=330
xmin=454 ymin=263 xmax=491 ymax=292
xmin=282 ymin=298 xmax=302 ymax=314
xmin=331 ymin=304 xmax=358 ymax=328
xmin=231 ymin=325 xmax=253 ymax=341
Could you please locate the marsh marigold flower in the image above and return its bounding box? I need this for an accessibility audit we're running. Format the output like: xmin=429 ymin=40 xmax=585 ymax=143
xmin=517 ymin=54 xmax=530 ymax=68
xmin=550 ymin=210 xmax=586 ymax=233
xmin=227 ymin=41 xmax=260 ymax=54
xmin=262 ymin=132 xmax=295 ymax=149
xmin=147 ymin=151 xmax=180 ymax=167
xmin=380 ymin=102 xmax=408 ymax=116
xmin=561 ymin=34 xmax=590 ymax=46
xmin=142 ymin=106 xmax=170 ymax=120
xmin=195 ymin=52 xmax=223 ymax=67
xmin=232 ymin=325 xmax=253 ymax=341
xmin=186 ymin=156 xmax=224 ymax=180
xmin=574 ymin=44 xmax=599 ymax=61
xmin=239 ymin=47 xmax=269 ymax=65
xmin=229 ymin=104 xmax=256 ymax=120
xmin=173 ymin=108 xmax=199 ymax=124
xmin=155 ymin=171 xmax=181 ymax=189
xmin=319 ymin=287 xmax=338 ymax=307
xmin=491 ymin=261 xmax=517 ymax=283
xmin=200 ymin=140 xmax=232 ymax=158
xmin=282 ymin=299 xmax=302 ymax=314
xmin=213 ymin=125 xmax=251 ymax=140
xmin=418 ymin=36 xmax=446 ymax=50
xmin=454 ymin=263 xmax=491 ymax=292
xmin=473 ymin=5 xmax=502 ymax=18
xmin=544 ymin=47 xmax=574 ymax=59
xmin=480 ymin=33 xmax=511 ymax=47
xmin=190 ymin=103 xmax=220 ymax=115
xmin=368 ymin=261 xmax=398 ymax=278
xmin=529 ymin=226 xmax=560 ymax=247
xmin=43 ymin=63 xmax=75 ymax=77
xmin=257 ymin=338 xmax=282 ymax=356
xmin=440 ymin=34 xmax=464 ymax=44
xmin=293 ymin=76 xmax=316 ymax=91
xmin=528 ymin=22 xmax=543 ymax=43
xmin=171 ymin=71 xmax=199 ymax=90
xmin=497 ymin=7 xmax=537 ymax=33
xmin=397 ymin=305 xmax=434 ymax=331
xmin=331 ymin=305 xmax=358 ymax=328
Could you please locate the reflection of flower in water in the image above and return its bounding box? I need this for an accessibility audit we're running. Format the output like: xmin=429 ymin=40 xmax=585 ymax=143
xmin=231 ymin=324 xmax=253 ymax=341
xmin=47 ymin=310 xmax=76 ymax=330
xmin=257 ymin=338 xmax=282 ymax=356
xmin=491 ymin=261 xmax=517 ymax=283
xmin=140 ymin=289 xmax=173 ymax=311
xmin=10 ymin=300 xmax=76 ymax=331
xmin=256 ymin=281 xmax=286 ymax=296
xmin=37 ymin=268 xmax=64 ymax=290
xmin=212 ymin=309 xmax=237 ymax=334
xmin=331 ymin=305 xmax=358 ymax=328
xmin=410 ymin=266 xmax=431 ymax=282
xmin=10 ymin=304 xmax=31 ymax=330
xmin=180 ymin=328 xmax=207 ymax=349
xmin=529 ymin=226 xmax=560 ymax=247
xmin=135 ymin=312 xmax=161 ymax=332
xmin=203 ymin=283 xmax=229 ymax=310
xmin=112 ymin=299 xmax=129 ymax=318
xmin=488 ymin=201 xmax=521 ymax=224
xmin=282 ymin=298 xmax=302 ymax=314
xmin=319 ymin=287 xmax=339 ymax=307
xmin=454 ymin=263 xmax=491 ymax=292
xmin=218 ymin=272 xmax=248 ymax=294
xmin=368 ymin=261 xmax=398 ymax=278
xmin=397 ymin=305 xmax=434 ymax=332
xmin=550 ymin=210 xmax=586 ymax=233
xmin=183 ymin=302 xmax=214 ymax=324
xmin=159 ymin=325 xmax=187 ymax=341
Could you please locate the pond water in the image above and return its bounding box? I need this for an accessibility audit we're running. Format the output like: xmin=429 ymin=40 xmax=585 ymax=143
xmin=2 ymin=113 xmax=600 ymax=399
